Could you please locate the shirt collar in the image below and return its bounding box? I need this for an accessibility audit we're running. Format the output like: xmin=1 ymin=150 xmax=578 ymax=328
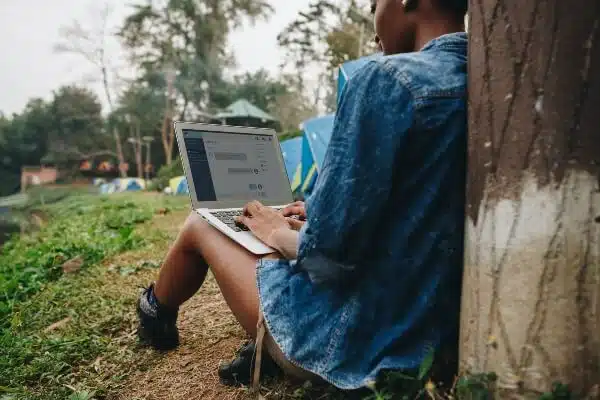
xmin=420 ymin=32 xmax=468 ymax=53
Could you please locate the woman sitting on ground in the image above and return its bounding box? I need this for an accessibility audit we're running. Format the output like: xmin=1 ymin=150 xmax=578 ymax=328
xmin=136 ymin=0 xmax=468 ymax=392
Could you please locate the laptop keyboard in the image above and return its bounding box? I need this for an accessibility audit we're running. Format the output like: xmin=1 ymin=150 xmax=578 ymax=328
xmin=209 ymin=207 xmax=284 ymax=232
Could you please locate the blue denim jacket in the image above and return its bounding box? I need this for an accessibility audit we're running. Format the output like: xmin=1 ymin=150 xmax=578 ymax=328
xmin=257 ymin=32 xmax=467 ymax=390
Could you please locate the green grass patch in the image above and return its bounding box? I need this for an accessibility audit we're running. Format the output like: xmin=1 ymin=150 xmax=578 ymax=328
xmin=0 ymin=192 xmax=186 ymax=399
xmin=0 ymin=195 xmax=152 ymax=323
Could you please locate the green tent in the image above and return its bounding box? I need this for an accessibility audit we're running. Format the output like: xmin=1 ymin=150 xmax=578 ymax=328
xmin=212 ymin=99 xmax=278 ymax=129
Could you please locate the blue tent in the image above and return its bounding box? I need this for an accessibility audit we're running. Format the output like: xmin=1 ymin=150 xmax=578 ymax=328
xmin=300 ymin=134 xmax=314 ymax=184
xmin=292 ymin=115 xmax=336 ymax=196
xmin=99 ymin=183 xmax=117 ymax=194
xmin=169 ymin=176 xmax=189 ymax=195
xmin=125 ymin=180 xmax=143 ymax=191
xmin=176 ymin=177 xmax=189 ymax=195
xmin=280 ymin=137 xmax=303 ymax=182
xmin=290 ymin=134 xmax=316 ymax=194
xmin=337 ymin=53 xmax=383 ymax=104
xmin=302 ymin=115 xmax=335 ymax=171
xmin=111 ymin=178 xmax=145 ymax=192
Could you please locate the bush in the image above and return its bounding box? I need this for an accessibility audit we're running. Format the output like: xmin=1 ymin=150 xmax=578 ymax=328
xmin=279 ymin=129 xmax=303 ymax=142
xmin=150 ymin=158 xmax=184 ymax=191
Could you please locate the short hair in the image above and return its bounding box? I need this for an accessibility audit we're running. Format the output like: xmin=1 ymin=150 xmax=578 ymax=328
xmin=436 ymin=0 xmax=468 ymax=20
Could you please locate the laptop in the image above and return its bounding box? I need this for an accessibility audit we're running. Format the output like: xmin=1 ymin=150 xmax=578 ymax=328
xmin=174 ymin=121 xmax=295 ymax=255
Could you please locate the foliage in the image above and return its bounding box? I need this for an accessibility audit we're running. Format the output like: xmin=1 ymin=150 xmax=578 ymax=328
xmin=0 ymin=194 xmax=153 ymax=326
xmin=223 ymin=69 xmax=288 ymax=113
xmin=279 ymin=129 xmax=304 ymax=142
xmin=0 ymin=193 xmax=185 ymax=399
xmin=278 ymin=0 xmax=378 ymax=111
xmin=43 ymin=86 xmax=110 ymax=165
xmin=117 ymin=0 xmax=274 ymax=113
xmin=0 ymin=87 xmax=108 ymax=196
xmin=152 ymin=157 xmax=184 ymax=191
xmin=0 ymin=100 xmax=52 ymax=196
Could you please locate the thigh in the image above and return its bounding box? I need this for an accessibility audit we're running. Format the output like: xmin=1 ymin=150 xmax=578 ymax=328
xmin=183 ymin=213 xmax=266 ymax=337
xmin=264 ymin=329 xmax=322 ymax=382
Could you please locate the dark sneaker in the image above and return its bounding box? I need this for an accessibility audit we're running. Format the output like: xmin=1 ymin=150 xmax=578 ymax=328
xmin=136 ymin=283 xmax=180 ymax=351
xmin=218 ymin=340 xmax=283 ymax=387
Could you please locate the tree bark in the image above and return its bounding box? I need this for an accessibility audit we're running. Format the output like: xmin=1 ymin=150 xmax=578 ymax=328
xmin=161 ymin=76 xmax=175 ymax=165
xmin=129 ymin=119 xmax=144 ymax=179
xmin=461 ymin=0 xmax=600 ymax=396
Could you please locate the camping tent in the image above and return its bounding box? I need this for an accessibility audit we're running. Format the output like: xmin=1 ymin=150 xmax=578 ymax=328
xmin=337 ymin=53 xmax=382 ymax=104
xmin=113 ymin=178 xmax=145 ymax=192
xmin=291 ymin=115 xmax=336 ymax=196
xmin=290 ymin=134 xmax=317 ymax=194
xmin=169 ymin=176 xmax=189 ymax=195
xmin=280 ymin=137 xmax=303 ymax=182
xmin=302 ymin=115 xmax=335 ymax=171
xmin=99 ymin=182 xmax=117 ymax=194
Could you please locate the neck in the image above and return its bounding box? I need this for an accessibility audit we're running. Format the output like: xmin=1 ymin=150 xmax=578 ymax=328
xmin=413 ymin=19 xmax=464 ymax=51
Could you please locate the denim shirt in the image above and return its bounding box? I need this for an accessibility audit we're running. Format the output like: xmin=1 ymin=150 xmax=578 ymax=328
xmin=256 ymin=32 xmax=467 ymax=390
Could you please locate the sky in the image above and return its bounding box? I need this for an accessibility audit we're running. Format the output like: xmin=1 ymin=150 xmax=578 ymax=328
xmin=0 ymin=0 xmax=312 ymax=115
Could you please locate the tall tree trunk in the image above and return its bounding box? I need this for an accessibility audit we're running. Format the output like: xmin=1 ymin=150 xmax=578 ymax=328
xmin=101 ymin=63 xmax=126 ymax=178
xmin=161 ymin=76 xmax=176 ymax=165
xmin=461 ymin=1 xmax=600 ymax=396
xmin=130 ymin=119 xmax=143 ymax=179
xmin=113 ymin=127 xmax=127 ymax=178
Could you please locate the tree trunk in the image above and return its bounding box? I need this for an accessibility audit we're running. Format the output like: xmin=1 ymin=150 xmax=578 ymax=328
xmin=461 ymin=0 xmax=600 ymax=396
xmin=161 ymin=79 xmax=175 ymax=165
xmin=113 ymin=127 xmax=127 ymax=178
xmin=130 ymin=119 xmax=144 ymax=179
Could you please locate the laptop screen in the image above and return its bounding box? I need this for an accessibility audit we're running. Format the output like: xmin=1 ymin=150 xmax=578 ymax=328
xmin=182 ymin=129 xmax=291 ymax=204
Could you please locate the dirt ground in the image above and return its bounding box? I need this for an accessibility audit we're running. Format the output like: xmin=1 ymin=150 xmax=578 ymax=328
xmin=111 ymin=209 xmax=263 ymax=400
xmin=116 ymin=282 xmax=252 ymax=400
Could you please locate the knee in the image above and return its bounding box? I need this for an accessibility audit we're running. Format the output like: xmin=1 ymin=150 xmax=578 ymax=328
xmin=182 ymin=211 xmax=204 ymax=229
xmin=178 ymin=212 xmax=209 ymax=244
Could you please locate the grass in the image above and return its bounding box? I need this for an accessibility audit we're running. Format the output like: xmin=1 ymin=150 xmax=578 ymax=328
xmin=0 ymin=192 xmax=186 ymax=399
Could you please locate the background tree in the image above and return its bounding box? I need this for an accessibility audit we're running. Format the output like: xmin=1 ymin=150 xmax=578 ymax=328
xmin=277 ymin=0 xmax=376 ymax=111
xmin=113 ymin=81 xmax=166 ymax=177
xmin=0 ymin=101 xmax=53 ymax=196
xmin=44 ymin=86 xmax=110 ymax=165
xmin=461 ymin=0 xmax=600 ymax=396
xmin=222 ymin=69 xmax=288 ymax=112
xmin=55 ymin=2 xmax=128 ymax=176
xmin=117 ymin=0 xmax=274 ymax=164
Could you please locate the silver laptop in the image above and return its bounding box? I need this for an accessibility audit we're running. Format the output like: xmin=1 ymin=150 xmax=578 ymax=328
xmin=174 ymin=122 xmax=294 ymax=255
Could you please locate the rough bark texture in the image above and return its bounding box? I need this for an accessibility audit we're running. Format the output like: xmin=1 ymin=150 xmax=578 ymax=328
xmin=461 ymin=0 xmax=600 ymax=396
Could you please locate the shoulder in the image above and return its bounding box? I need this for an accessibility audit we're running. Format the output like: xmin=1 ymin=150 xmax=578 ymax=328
xmin=339 ymin=61 xmax=414 ymax=119
xmin=348 ymin=51 xmax=467 ymax=97
xmin=378 ymin=51 xmax=466 ymax=103
xmin=337 ymin=62 xmax=415 ymax=133
xmin=344 ymin=46 xmax=467 ymax=129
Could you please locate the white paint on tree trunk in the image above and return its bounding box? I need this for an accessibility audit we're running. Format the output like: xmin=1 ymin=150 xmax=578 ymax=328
xmin=461 ymin=170 xmax=600 ymax=393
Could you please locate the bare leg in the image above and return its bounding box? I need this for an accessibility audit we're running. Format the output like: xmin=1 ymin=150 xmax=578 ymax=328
xmin=153 ymin=212 xmax=270 ymax=338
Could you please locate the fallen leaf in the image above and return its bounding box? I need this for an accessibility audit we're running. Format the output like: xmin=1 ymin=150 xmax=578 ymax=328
xmin=93 ymin=357 xmax=103 ymax=373
xmin=62 ymin=256 xmax=84 ymax=274
xmin=43 ymin=317 xmax=71 ymax=333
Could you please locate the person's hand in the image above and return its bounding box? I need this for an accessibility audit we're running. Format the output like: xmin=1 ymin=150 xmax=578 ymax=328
xmin=235 ymin=201 xmax=290 ymax=247
xmin=282 ymin=201 xmax=307 ymax=231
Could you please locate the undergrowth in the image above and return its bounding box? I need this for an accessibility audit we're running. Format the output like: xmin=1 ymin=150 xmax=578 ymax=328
xmin=0 ymin=196 xmax=151 ymax=323
xmin=0 ymin=193 xmax=185 ymax=399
